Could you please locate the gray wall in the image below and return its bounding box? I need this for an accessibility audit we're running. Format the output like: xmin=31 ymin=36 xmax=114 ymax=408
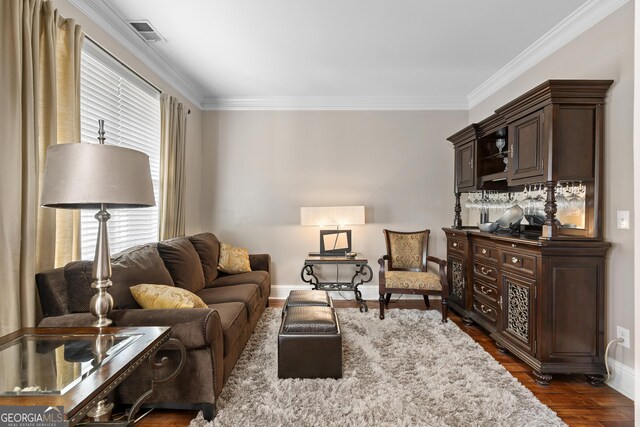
xmin=200 ymin=110 xmax=467 ymax=299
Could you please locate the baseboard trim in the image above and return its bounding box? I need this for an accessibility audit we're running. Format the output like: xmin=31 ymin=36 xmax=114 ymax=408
xmin=606 ymin=357 xmax=635 ymax=400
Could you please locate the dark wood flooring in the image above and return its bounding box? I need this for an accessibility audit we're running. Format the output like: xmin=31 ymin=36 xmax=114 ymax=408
xmin=138 ymin=299 xmax=634 ymax=426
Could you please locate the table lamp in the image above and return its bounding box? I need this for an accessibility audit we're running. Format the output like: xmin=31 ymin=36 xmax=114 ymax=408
xmin=41 ymin=120 xmax=155 ymax=327
xmin=300 ymin=206 xmax=365 ymax=256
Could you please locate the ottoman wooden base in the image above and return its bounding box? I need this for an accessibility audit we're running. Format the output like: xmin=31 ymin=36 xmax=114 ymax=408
xmin=278 ymin=305 xmax=342 ymax=379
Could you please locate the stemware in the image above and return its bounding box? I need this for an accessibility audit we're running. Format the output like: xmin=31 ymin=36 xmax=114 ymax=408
xmin=521 ymin=185 xmax=533 ymax=215
xmin=567 ymin=182 xmax=585 ymax=215
xmin=532 ymin=184 xmax=546 ymax=213
xmin=555 ymin=183 xmax=568 ymax=214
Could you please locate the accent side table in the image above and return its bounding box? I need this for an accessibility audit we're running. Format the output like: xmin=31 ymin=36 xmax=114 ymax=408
xmin=301 ymin=255 xmax=373 ymax=312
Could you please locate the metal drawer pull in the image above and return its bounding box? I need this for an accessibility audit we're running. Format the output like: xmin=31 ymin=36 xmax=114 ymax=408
xmin=453 ymin=242 xmax=458 ymax=248
xmin=479 ymin=304 xmax=493 ymax=315
xmin=481 ymin=248 xmax=487 ymax=255
xmin=511 ymin=244 xmax=516 ymax=248
xmin=511 ymin=257 xmax=519 ymax=264
xmin=480 ymin=285 xmax=491 ymax=295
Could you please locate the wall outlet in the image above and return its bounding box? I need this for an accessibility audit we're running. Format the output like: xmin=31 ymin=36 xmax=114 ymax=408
xmin=617 ymin=326 xmax=630 ymax=349
xmin=617 ymin=210 xmax=630 ymax=229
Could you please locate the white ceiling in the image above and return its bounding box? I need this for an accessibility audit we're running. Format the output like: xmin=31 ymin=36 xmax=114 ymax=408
xmin=72 ymin=0 xmax=627 ymax=109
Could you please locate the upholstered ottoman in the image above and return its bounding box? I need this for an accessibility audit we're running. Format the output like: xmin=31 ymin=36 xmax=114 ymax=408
xmin=278 ymin=305 xmax=342 ymax=379
xmin=282 ymin=290 xmax=333 ymax=317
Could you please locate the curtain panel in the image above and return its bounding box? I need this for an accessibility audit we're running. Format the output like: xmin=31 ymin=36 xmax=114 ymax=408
xmin=0 ymin=0 xmax=83 ymax=335
xmin=159 ymin=94 xmax=187 ymax=240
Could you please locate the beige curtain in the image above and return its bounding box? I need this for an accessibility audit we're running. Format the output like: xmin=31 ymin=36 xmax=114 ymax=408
xmin=0 ymin=0 xmax=83 ymax=335
xmin=159 ymin=94 xmax=188 ymax=240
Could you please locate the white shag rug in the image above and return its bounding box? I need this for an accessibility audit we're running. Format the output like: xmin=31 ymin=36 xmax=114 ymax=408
xmin=190 ymin=308 xmax=565 ymax=427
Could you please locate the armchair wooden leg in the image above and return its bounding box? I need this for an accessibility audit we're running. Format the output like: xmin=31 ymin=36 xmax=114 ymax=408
xmin=441 ymin=298 xmax=448 ymax=323
xmin=385 ymin=293 xmax=392 ymax=307
xmin=423 ymin=295 xmax=430 ymax=308
xmin=379 ymin=294 xmax=385 ymax=320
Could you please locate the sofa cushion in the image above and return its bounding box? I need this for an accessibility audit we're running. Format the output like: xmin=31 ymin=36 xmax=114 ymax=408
xmin=217 ymin=242 xmax=251 ymax=274
xmin=212 ymin=271 xmax=270 ymax=298
xmin=130 ymin=284 xmax=208 ymax=309
xmin=157 ymin=237 xmax=205 ymax=294
xmin=207 ymin=302 xmax=247 ymax=357
xmin=198 ymin=284 xmax=261 ymax=319
xmin=64 ymin=244 xmax=175 ymax=312
xmin=189 ymin=233 xmax=221 ymax=285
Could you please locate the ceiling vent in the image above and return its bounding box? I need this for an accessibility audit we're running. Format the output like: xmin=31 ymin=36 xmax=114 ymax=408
xmin=127 ymin=20 xmax=165 ymax=42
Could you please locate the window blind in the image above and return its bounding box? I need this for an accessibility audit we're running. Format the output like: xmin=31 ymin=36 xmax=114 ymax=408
xmin=79 ymin=40 xmax=161 ymax=260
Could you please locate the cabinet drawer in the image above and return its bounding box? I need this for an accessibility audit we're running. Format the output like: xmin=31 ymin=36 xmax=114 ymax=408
xmin=473 ymin=242 xmax=497 ymax=262
xmin=473 ymin=296 xmax=498 ymax=326
xmin=472 ymin=261 xmax=498 ymax=283
xmin=500 ymin=250 xmax=536 ymax=277
xmin=448 ymin=238 xmax=466 ymax=254
xmin=473 ymin=280 xmax=498 ymax=303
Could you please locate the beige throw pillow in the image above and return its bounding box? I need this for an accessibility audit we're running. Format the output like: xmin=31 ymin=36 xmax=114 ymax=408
xmin=217 ymin=242 xmax=252 ymax=274
xmin=130 ymin=284 xmax=208 ymax=309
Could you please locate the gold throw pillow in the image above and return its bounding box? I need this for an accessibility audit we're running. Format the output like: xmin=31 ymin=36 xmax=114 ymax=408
xmin=130 ymin=284 xmax=208 ymax=309
xmin=218 ymin=242 xmax=252 ymax=274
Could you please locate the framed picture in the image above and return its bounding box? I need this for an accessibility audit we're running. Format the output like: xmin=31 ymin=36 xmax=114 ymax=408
xmin=320 ymin=229 xmax=352 ymax=255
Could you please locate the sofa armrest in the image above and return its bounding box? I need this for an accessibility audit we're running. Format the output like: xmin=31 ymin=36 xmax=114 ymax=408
xmin=38 ymin=308 xmax=223 ymax=350
xmin=249 ymin=253 xmax=271 ymax=273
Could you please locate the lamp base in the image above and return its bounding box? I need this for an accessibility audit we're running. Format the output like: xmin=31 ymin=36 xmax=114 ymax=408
xmin=89 ymin=280 xmax=114 ymax=327
xmin=90 ymin=206 xmax=114 ymax=327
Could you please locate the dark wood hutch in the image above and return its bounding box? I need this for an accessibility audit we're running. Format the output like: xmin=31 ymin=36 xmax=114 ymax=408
xmin=443 ymin=80 xmax=612 ymax=386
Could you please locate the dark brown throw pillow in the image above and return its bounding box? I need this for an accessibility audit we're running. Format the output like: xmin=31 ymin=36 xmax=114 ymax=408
xmin=64 ymin=244 xmax=175 ymax=312
xmin=157 ymin=236 xmax=206 ymax=293
xmin=189 ymin=233 xmax=220 ymax=286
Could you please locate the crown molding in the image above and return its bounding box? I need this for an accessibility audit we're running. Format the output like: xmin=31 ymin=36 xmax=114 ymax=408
xmin=70 ymin=0 xmax=627 ymax=112
xmin=68 ymin=0 xmax=203 ymax=107
xmin=202 ymin=96 xmax=469 ymax=111
xmin=467 ymin=0 xmax=629 ymax=109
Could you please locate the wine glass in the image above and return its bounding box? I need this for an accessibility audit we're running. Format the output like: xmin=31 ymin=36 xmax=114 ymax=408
xmin=567 ymin=182 xmax=585 ymax=215
xmin=521 ymin=185 xmax=532 ymax=215
xmin=533 ymin=184 xmax=546 ymax=214
xmin=555 ymin=183 xmax=568 ymax=214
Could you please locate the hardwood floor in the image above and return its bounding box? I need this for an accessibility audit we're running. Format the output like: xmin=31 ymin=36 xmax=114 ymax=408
xmin=138 ymin=298 xmax=634 ymax=427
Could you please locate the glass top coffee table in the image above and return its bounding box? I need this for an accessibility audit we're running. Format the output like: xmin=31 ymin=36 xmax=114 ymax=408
xmin=0 ymin=326 xmax=183 ymax=426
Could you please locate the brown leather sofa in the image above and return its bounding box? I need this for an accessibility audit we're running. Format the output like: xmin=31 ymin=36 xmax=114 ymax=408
xmin=35 ymin=232 xmax=270 ymax=419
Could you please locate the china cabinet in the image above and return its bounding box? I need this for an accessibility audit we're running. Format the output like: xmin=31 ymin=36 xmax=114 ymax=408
xmin=443 ymin=80 xmax=612 ymax=385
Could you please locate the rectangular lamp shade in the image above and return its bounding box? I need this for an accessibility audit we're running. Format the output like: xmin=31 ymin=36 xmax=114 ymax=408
xmin=40 ymin=143 xmax=155 ymax=209
xmin=300 ymin=206 xmax=365 ymax=227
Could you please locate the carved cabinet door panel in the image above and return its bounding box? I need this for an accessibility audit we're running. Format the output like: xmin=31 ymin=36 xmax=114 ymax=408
xmin=501 ymin=272 xmax=536 ymax=356
xmin=447 ymin=254 xmax=467 ymax=308
xmin=455 ymin=142 xmax=475 ymax=191
xmin=508 ymin=109 xmax=546 ymax=184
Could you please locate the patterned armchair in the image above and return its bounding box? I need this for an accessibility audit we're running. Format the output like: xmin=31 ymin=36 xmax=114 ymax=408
xmin=378 ymin=229 xmax=448 ymax=322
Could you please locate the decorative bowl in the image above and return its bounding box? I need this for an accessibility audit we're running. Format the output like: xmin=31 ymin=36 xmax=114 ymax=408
xmin=478 ymin=222 xmax=499 ymax=233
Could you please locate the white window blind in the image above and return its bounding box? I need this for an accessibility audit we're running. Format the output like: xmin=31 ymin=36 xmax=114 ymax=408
xmin=79 ymin=40 xmax=161 ymax=260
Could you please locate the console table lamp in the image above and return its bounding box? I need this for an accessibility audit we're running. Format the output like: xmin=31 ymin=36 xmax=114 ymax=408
xmin=300 ymin=206 xmax=365 ymax=254
xmin=41 ymin=120 xmax=155 ymax=327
